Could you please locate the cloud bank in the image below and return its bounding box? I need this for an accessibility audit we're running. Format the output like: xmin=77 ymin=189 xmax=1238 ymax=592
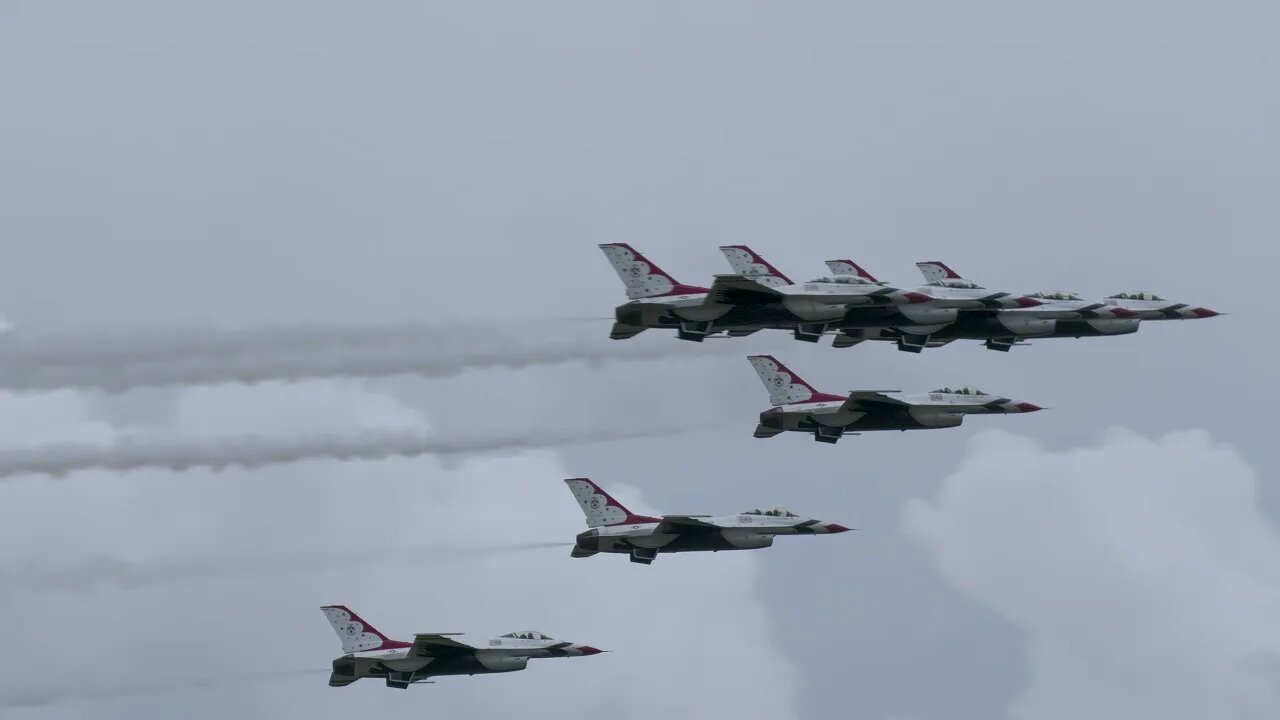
xmin=904 ymin=428 xmax=1280 ymax=720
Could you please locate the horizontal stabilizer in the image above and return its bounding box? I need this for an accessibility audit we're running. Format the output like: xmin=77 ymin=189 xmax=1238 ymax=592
xmin=657 ymin=515 xmax=721 ymax=533
xmin=409 ymin=634 xmax=476 ymax=657
xmin=839 ymin=391 xmax=907 ymax=412
xmin=710 ymin=274 xmax=784 ymax=305
xmin=754 ymin=423 xmax=784 ymax=438
xmin=609 ymin=322 xmax=647 ymax=340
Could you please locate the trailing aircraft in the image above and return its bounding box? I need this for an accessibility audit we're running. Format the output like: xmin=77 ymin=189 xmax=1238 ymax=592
xmin=321 ymin=605 xmax=603 ymax=689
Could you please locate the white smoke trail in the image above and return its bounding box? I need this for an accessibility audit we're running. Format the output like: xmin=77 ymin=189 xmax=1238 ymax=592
xmin=0 ymin=320 xmax=745 ymax=392
xmin=0 ymin=319 xmax=604 ymax=365
xmin=1 ymin=543 xmax=571 ymax=599
xmin=1 ymin=668 xmax=328 ymax=710
xmin=0 ymin=426 xmax=675 ymax=480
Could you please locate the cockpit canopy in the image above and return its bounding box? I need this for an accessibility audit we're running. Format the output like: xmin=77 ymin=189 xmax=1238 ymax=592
xmin=930 ymin=386 xmax=989 ymax=396
xmin=806 ymin=276 xmax=876 ymax=285
xmin=1029 ymin=291 xmax=1083 ymax=301
xmin=743 ymin=507 xmax=798 ymax=517
xmin=1107 ymin=291 xmax=1165 ymax=301
xmin=501 ymin=631 xmax=553 ymax=640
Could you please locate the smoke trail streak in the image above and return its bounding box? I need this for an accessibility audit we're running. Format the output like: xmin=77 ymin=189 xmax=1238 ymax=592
xmin=0 ymin=326 xmax=743 ymax=392
xmin=1 ymin=543 xmax=570 ymax=599
xmin=0 ymin=319 xmax=606 ymax=366
xmin=0 ymin=426 xmax=674 ymax=480
xmin=2 ymin=668 xmax=328 ymax=710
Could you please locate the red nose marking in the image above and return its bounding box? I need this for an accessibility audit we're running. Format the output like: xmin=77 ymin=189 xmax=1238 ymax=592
xmin=1191 ymin=307 xmax=1220 ymax=318
xmin=577 ymin=646 xmax=604 ymax=655
xmin=903 ymin=291 xmax=932 ymax=304
xmin=1109 ymin=307 xmax=1139 ymax=318
xmin=1015 ymin=403 xmax=1043 ymax=413
xmin=1013 ymin=296 xmax=1043 ymax=308
xmin=824 ymin=523 xmax=852 ymax=533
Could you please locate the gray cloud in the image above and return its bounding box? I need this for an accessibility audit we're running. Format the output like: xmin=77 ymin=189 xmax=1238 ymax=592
xmin=904 ymin=428 xmax=1280 ymax=720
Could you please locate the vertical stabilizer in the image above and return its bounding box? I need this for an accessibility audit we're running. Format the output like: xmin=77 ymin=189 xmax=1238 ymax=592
xmin=598 ymin=244 xmax=707 ymax=300
xmin=747 ymin=355 xmax=841 ymax=406
xmin=916 ymin=261 xmax=971 ymax=285
xmin=719 ymin=245 xmax=793 ymax=287
xmin=321 ymin=606 xmax=411 ymax=654
xmin=564 ymin=478 xmax=659 ymax=528
xmin=824 ymin=259 xmax=880 ymax=283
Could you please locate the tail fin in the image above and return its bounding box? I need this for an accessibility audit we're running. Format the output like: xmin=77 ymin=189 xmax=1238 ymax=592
xmin=598 ymin=243 xmax=707 ymax=300
xmin=719 ymin=245 xmax=792 ymax=287
xmin=916 ymin=261 xmax=968 ymax=284
xmin=564 ymin=478 xmax=660 ymax=528
xmin=824 ymin=259 xmax=880 ymax=283
xmin=748 ymin=355 xmax=841 ymax=406
xmin=321 ymin=606 xmax=411 ymax=654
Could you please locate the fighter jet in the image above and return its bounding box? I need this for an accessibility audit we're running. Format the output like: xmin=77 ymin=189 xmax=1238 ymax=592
xmin=565 ymin=477 xmax=850 ymax=565
xmin=748 ymin=354 xmax=1042 ymax=443
xmin=321 ymin=605 xmax=603 ymax=689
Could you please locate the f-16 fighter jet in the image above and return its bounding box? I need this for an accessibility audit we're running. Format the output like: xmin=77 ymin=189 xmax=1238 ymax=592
xmin=321 ymin=605 xmax=603 ymax=689
xmin=748 ymin=355 xmax=1042 ymax=443
xmin=565 ymin=477 xmax=850 ymax=565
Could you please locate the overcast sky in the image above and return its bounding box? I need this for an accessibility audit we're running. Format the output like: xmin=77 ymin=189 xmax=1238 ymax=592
xmin=2 ymin=2 xmax=1278 ymax=718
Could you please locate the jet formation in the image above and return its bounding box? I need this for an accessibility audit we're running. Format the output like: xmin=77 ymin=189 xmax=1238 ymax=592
xmin=312 ymin=244 xmax=1221 ymax=692
xmin=600 ymin=243 xmax=1219 ymax=352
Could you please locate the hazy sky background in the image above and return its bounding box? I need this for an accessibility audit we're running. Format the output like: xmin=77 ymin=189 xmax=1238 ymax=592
xmin=1 ymin=2 xmax=1277 ymax=718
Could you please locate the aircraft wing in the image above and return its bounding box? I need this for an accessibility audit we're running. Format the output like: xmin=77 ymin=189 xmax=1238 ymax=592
xmin=839 ymin=391 xmax=907 ymax=413
xmin=709 ymin=274 xmax=784 ymax=305
xmin=409 ymin=634 xmax=477 ymax=657
xmin=655 ymin=515 xmax=721 ymax=534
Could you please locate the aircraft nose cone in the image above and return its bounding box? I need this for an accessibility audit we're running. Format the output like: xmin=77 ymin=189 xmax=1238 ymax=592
xmin=902 ymin=291 xmax=932 ymax=304
xmin=1014 ymin=402 xmax=1043 ymax=413
xmin=824 ymin=523 xmax=852 ymax=533
xmin=1012 ymin=296 xmax=1043 ymax=308
xmin=576 ymin=645 xmax=605 ymax=656
xmin=1191 ymin=307 xmax=1220 ymax=318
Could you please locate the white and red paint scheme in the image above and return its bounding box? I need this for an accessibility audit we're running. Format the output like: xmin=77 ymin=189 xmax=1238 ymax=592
xmin=748 ymin=355 xmax=1043 ymax=443
xmin=565 ymin=478 xmax=850 ymax=565
xmin=321 ymin=606 xmax=603 ymax=689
